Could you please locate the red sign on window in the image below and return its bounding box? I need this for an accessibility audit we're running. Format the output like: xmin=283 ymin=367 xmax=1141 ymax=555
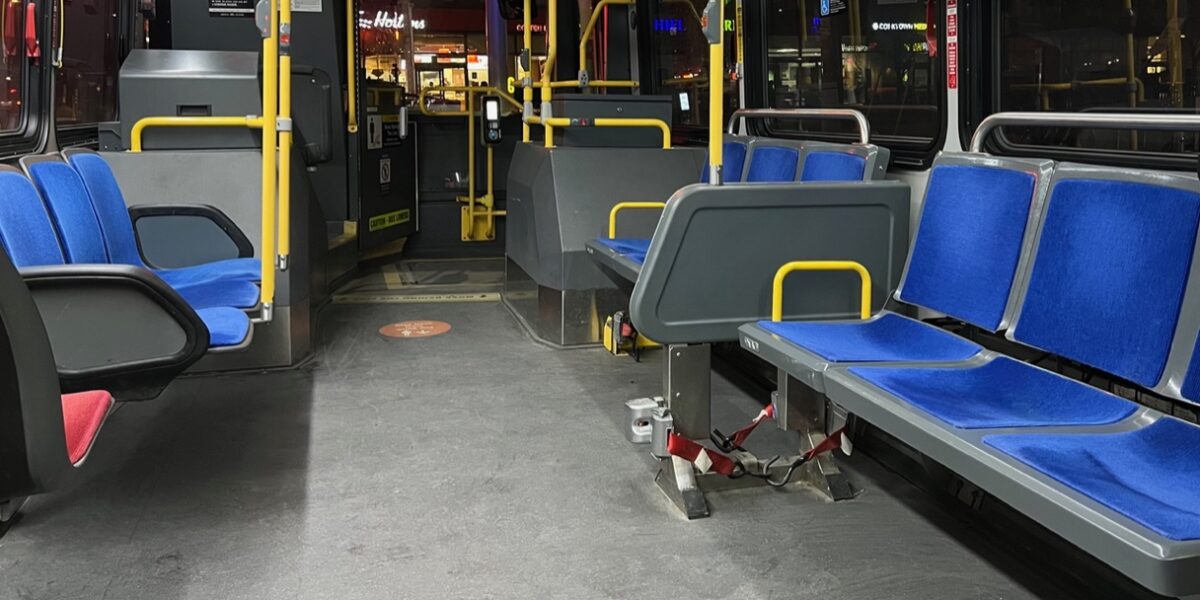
xmin=946 ymin=0 xmax=959 ymax=89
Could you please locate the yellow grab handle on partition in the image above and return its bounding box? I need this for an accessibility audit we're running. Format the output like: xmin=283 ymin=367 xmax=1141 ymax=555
xmin=608 ymin=202 xmax=666 ymax=239
xmin=129 ymin=116 xmax=264 ymax=152
xmin=772 ymin=261 xmax=872 ymax=322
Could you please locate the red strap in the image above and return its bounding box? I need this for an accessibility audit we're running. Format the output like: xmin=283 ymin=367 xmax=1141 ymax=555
xmin=667 ymin=433 xmax=739 ymax=476
xmin=803 ymin=428 xmax=847 ymax=462
xmin=24 ymin=2 xmax=38 ymax=59
xmin=728 ymin=404 xmax=775 ymax=448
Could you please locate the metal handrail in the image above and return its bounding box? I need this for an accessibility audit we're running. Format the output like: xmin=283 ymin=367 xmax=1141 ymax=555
xmin=129 ymin=116 xmax=265 ymax=152
xmin=539 ymin=117 xmax=673 ymax=149
xmin=969 ymin=111 xmax=1200 ymax=153
xmin=417 ymin=86 xmax=522 ymax=117
xmin=726 ymin=108 xmax=870 ymax=144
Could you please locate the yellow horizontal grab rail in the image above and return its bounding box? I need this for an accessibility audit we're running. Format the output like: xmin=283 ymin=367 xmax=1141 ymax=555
xmin=608 ymin=202 xmax=666 ymax=238
xmin=542 ymin=117 xmax=672 ymax=149
xmin=772 ymin=261 xmax=872 ymax=322
xmin=417 ymin=86 xmax=523 ymax=117
xmin=129 ymin=116 xmax=264 ymax=152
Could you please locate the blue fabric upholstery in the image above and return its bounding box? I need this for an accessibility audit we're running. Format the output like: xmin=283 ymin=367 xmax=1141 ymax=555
xmin=0 ymin=172 xmax=66 ymax=267
xmin=898 ymin=164 xmax=1038 ymax=331
xmin=1182 ymin=334 xmax=1200 ymax=404
xmin=595 ymin=238 xmax=651 ymax=265
xmin=26 ymin=161 xmax=109 ymax=263
xmin=154 ymin=257 xmax=262 ymax=287
xmin=745 ymin=146 xmax=799 ymax=182
xmin=849 ymin=356 xmax=1138 ymax=429
xmin=1012 ymin=179 xmax=1200 ymax=388
xmin=757 ymin=313 xmax=982 ymax=363
xmin=985 ymin=418 xmax=1200 ymax=541
xmin=66 ymin=152 xmax=144 ymax=266
xmin=800 ymin=151 xmax=867 ymax=182
xmin=174 ymin=278 xmax=260 ymax=310
xmin=67 ymin=153 xmax=262 ymax=285
xmin=700 ymin=141 xmax=749 ymax=184
xmin=196 ymin=306 xmax=251 ymax=348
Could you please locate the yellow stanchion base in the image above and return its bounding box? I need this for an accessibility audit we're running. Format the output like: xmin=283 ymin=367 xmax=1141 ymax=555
xmin=458 ymin=194 xmax=497 ymax=242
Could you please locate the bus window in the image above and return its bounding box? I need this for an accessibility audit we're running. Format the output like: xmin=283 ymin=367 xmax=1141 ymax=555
xmin=997 ymin=0 xmax=1199 ymax=157
xmin=647 ymin=0 xmax=740 ymax=132
xmin=0 ymin=0 xmax=25 ymax=133
xmin=765 ymin=0 xmax=942 ymax=151
xmin=56 ymin=0 xmax=119 ymax=130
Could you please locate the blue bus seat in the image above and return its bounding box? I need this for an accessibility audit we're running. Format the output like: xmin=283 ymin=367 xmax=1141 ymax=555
xmin=744 ymin=140 xmax=802 ymax=182
xmin=744 ymin=154 xmax=1054 ymax=367
xmin=21 ymin=156 xmax=260 ymax=312
xmin=63 ymin=150 xmax=261 ymax=286
xmin=984 ymin=417 xmax=1200 ymax=541
xmin=699 ymin=139 xmax=750 ymax=184
xmin=0 ymin=168 xmax=251 ymax=349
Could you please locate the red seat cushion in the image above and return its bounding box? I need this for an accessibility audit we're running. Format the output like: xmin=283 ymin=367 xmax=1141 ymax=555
xmin=61 ymin=391 xmax=113 ymax=466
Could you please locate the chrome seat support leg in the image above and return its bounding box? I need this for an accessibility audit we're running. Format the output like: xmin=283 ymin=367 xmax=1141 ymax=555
xmin=776 ymin=370 xmax=855 ymax=501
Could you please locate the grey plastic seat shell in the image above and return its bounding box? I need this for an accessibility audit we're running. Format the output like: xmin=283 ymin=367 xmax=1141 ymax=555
xmin=586 ymin=141 xmax=895 ymax=287
xmin=610 ymin=180 xmax=910 ymax=344
xmin=738 ymin=163 xmax=1200 ymax=597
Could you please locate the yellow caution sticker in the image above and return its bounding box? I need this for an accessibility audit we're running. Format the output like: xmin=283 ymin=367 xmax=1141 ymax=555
xmin=368 ymin=209 xmax=411 ymax=232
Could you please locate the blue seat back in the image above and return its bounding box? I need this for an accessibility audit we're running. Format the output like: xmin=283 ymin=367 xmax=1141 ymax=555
xmin=24 ymin=159 xmax=109 ymax=264
xmin=699 ymin=140 xmax=749 ymax=184
xmin=744 ymin=145 xmax=800 ymax=182
xmin=1009 ymin=165 xmax=1200 ymax=389
xmin=0 ymin=170 xmax=66 ymax=267
xmin=800 ymin=151 xmax=867 ymax=181
xmin=66 ymin=151 xmax=144 ymax=267
xmin=897 ymin=155 xmax=1052 ymax=331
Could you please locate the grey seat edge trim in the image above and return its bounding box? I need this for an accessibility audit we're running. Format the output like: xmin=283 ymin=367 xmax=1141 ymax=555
xmin=583 ymin=239 xmax=643 ymax=284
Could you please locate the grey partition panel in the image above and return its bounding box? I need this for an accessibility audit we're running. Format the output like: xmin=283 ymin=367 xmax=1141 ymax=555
xmin=505 ymin=143 xmax=706 ymax=290
xmin=630 ymin=181 xmax=911 ymax=343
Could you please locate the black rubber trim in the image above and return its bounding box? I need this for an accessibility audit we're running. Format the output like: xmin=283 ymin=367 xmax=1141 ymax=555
xmin=19 ymin=264 xmax=210 ymax=400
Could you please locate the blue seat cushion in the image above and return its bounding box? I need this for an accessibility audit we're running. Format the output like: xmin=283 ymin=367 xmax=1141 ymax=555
xmin=173 ymin=278 xmax=260 ymax=310
xmin=745 ymin=146 xmax=799 ymax=182
xmin=0 ymin=172 xmax=67 ymax=268
xmin=595 ymin=238 xmax=651 ymax=265
xmin=155 ymin=257 xmax=262 ymax=287
xmin=1011 ymin=178 xmax=1200 ymax=388
xmin=800 ymin=151 xmax=867 ymax=182
xmin=985 ymin=418 xmax=1200 ymax=541
xmin=849 ymin=356 xmax=1138 ymax=429
xmin=757 ymin=312 xmax=982 ymax=363
xmin=196 ymin=306 xmax=251 ymax=348
xmin=27 ymin=161 xmax=110 ymax=263
xmin=898 ymin=164 xmax=1038 ymax=331
xmin=67 ymin=151 xmax=145 ymax=266
xmin=700 ymin=141 xmax=749 ymax=184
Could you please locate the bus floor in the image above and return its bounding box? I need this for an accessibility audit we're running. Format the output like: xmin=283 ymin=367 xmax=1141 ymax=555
xmin=0 ymin=300 xmax=1127 ymax=600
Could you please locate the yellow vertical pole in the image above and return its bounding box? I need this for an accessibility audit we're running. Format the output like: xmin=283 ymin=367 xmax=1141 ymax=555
xmin=1168 ymin=0 xmax=1183 ymax=108
xmin=707 ymin=0 xmax=724 ymax=183
xmin=278 ymin=0 xmax=293 ymax=270
xmin=543 ymin=0 xmax=557 ymax=148
xmin=522 ymin=0 xmax=532 ymax=142
xmin=346 ymin=0 xmax=358 ymax=133
xmin=464 ymin=90 xmax=477 ymax=240
xmin=1124 ymin=0 xmax=1138 ymax=150
xmin=260 ymin=0 xmax=280 ymax=318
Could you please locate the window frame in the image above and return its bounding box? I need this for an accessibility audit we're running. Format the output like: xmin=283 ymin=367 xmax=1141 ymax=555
xmin=748 ymin=0 xmax=948 ymax=169
xmin=0 ymin=0 xmax=51 ymax=158
xmin=53 ymin=0 xmax=126 ymax=147
xmin=963 ymin=0 xmax=1200 ymax=172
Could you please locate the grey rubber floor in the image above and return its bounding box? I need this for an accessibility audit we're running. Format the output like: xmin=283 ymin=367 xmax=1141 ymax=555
xmin=0 ymin=301 xmax=1096 ymax=599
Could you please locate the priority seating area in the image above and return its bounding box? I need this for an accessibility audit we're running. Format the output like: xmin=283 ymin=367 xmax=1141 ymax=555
xmin=738 ymin=151 xmax=1200 ymax=597
xmin=0 ymin=149 xmax=273 ymax=536
xmin=0 ymin=151 xmax=261 ymax=352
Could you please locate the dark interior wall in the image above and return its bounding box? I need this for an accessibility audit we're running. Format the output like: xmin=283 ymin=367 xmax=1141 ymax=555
xmin=166 ymin=0 xmax=351 ymax=223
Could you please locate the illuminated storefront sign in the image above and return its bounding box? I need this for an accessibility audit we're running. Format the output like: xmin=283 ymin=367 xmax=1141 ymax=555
xmin=871 ymin=21 xmax=927 ymax=32
xmin=360 ymin=11 xmax=427 ymax=30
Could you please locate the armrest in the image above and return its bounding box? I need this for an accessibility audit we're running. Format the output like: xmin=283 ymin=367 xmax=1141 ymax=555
xmin=20 ymin=264 xmax=210 ymax=400
xmin=628 ymin=181 xmax=911 ymax=344
xmin=608 ymin=202 xmax=667 ymax=238
xmin=129 ymin=204 xmax=255 ymax=263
